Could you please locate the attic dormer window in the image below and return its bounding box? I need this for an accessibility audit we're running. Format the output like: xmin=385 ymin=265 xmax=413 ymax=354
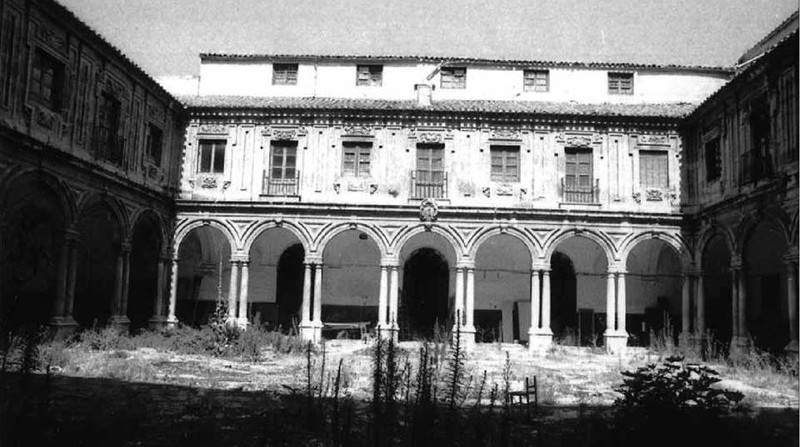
xmin=356 ymin=65 xmax=382 ymax=86
xmin=272 ymin=63 xmax=298 ymax=85
xmin=441 ymin=67 xmax=466 ymax=89
xmin=608 ymin=72 xmax=633 ymax=95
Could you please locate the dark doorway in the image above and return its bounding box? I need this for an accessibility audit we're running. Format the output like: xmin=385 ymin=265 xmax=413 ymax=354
xmin=755 ymin=273 xmax=784 ymax=352
xmin=401 ymin=248 xmax=449 ymax=339
xmin=127 ymin=218 xmax=161 ymax=332
xmin=702 ymin=235 xmax=732 ymax=346
xmin=74 ymin=206 xmax=119 ymax=327
xmin=276 ymin=244 xmax=304 ymax=332
xmin=550 ymin=251 xmax=577 ymax=340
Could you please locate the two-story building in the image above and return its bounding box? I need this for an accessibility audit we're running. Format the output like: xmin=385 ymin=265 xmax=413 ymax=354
xmin=171 ymin=49 xmax=743 ymax=353
xmin=0 ymin=0 xmax=185 ymax=335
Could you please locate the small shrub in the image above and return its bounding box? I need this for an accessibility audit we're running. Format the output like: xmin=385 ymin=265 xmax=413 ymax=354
xmin=614 ymin=355 xmax=744 ymax=418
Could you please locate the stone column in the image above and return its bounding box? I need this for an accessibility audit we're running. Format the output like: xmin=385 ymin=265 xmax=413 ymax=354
xmin=453 ymin=267 xmax=465 ymax=331
xmin=64 ymin=235 xmax=79 ymax=322
xmin=377 ymin=265 xmax=389 ymax=330
xmin=784 ymin=257 xmax=798 ymax=353
xmin=617 ymin=271 xmax=627 ymax=335
xmin=120 ymin=244 xmax=131 ymax=321
xmin=605 ymin=272 xmax=616 ymax=334
xmin=237 ymin=260 xmax=249 ymax=328
xmin=681 ymin=272 xmax=692 ymax=336
xmin=51 ymin=238 xmax=70 ymax=320
xmin=541 ymin=269 xmax=551 ymax=334
xmin=388 ymin=265 xmax=399 ymax=333
xmin=110 ymin=242 xmax=131 ymax=329
xmin=737 ymin=265 xmax=748 ymax=343
xmin=529 ymin=269 xmax=541 ymax=332
xmin=465 ymin=267 xmax=475 ymax=330
xmin=731 ymin=268 xmax=740 ymax=339
xmin=695 ymin=273 xmax=705 ymax=335
xmin=149 ymin=256 xmax=168 ymax=329
xmin=227 ymin=259 xmax=240 ymax=323
xmin=604 ymin=267 xmax=628 ymax=354
xmin=313 ymin=262 xmax=323 ymax=325
xmin=167 ymin=258 xmax=179 ymax=327
xmin=301 ymin=263 xmax=312 ymax=325
xmin=51 ymin=229 xmax=79 ymax=335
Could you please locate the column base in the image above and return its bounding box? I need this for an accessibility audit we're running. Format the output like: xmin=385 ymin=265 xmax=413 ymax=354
xmin=453 ymin=325 xmax=476 ymax=350
xmin=299 ymin=321 xmax=323 ymax=343
xmin=784 ymin=339 xmax=799 ymax=355
xmin=604 ymin=331 xmax=628 ymax=355
xmin=166 ymin=315 xmax=179 ymax=329
xmin=49 ymin=316 xmax=78 ymax=338
xmin=528 ymin=328 xmax=553 ymax=352
xmin=377 ymin=324 xmax=398 ymax=343
xmin=236 ymin=317 xmax=249 ymax=330
xmin=729 ymin=335 xmax=751 ymax=356
xmin=148 ymin=315 xmax=168 ymax=330
xmin=108 ymin=315 xmax=131 ymax=332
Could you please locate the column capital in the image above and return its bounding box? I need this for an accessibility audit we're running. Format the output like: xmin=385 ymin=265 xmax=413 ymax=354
xmin=783 ymin=251 xmax=799 ymax=264
xmin=304 ymin=254 xmax=323 ymax=265
xmin=63 ymin=228 xmax=80 ymax=243
xmin=230 ymin=253 xmax=250 ymax=263
xmin=119 ymin=241 xmax=132 ymax=254
xmin=531 ymin=260 xmax=550 ymax=271
xmin=380 ymin=256 xmax=399 ymax=267
xmin=682 ymin=267 xmax=702 ymax=277
xmin=607 ymin=266 xmax=627 ymax=275
xmin=456 ymin=259 xmax=475 ymax=269
xmin=729 ymin=255 xmax=744 ymax=270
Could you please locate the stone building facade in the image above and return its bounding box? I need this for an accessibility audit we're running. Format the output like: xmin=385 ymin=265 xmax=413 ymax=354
xmin=0 ymin=0 xmax=185 ymax=334
xmin=172 ymin=49 xmax=756 ymax=353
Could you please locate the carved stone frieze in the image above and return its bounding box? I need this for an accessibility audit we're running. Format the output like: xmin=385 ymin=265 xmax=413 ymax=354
xmin=645 ymin=189 xmax=664 ymax=201
xmin=490 ymin=129 xmax=521 ymax=140
xmin=264 ymin=127 xmax=307 ymax=140
xmin=555 ymin=132 xmax=602 ymax=148
xmin=105 ymin=77 xmax=127 ymax=99
xmin=496 ymin=183 xmax=514 ymax=196
xmin=343 ymin=124 xmax=374 ymax=136
xmin=637 ymin=134 xmax=670 ymax=146
xmin=199 ymin=124 xmax=228 ymax=135
xmin=199 ymin=176 xmax=218 ymax=189
xmin=632 ymin=192 xmax=641 ymax=203
xmin=36 ymin=107 xmax=56 ymax=129
xmin=411 ymin=130 xmax=452 ymax=144
xmin=37 ymin=23 xmax=68 ymax=53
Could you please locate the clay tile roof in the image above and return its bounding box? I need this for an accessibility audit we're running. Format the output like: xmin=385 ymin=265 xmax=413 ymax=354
xmin=181 ymin=95 xmax=696 ymax=119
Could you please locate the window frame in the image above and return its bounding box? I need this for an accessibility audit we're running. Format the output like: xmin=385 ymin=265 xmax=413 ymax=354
xmin=440 ymin=66 xmax=466 ymax=89
xmin=272 ymin=63 xmax=298 ymax=86
xmin=356 ymin=64 xmax=383 ymax=87
xmin=608 ymin=72 xmax=634 ymax=95
xmin=342 ymin=141 xmax=372 ymax=177
xmin=198 ymin=139 xmax=227 ymax=174
xmin=523 ymin=69 xmax=549 ymax=92
xmin=489 ymin=145 xmax=520 ymax=183
xmin=639 ymin=149 xmax=669 ymax=189
xmin=704 ymin=136 xmax=721 ymax=183
xmin=29 ymin=47 xmax=65 ymax=110
xmin=269 ymin=140 xmax=298 ymax=180
xmin=145 ymin=123 xmax=164 ymax=167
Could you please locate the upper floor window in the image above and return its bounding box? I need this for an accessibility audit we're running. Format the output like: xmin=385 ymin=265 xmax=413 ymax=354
xmin=524 ymin=69 xmax=549 ymax=92
xmin=608 ymin=72 xmax=633 ymax=95
xmin=29 ymin=48 xmax=65 ymax=109
xmin=342 ymin=141 xmax=371 ymax=177
xmin=145 ymin=124 xmax=163 ymax=167
xmin=198 ymin=139 xmax=226 ymax=174
xmin=490 ymin=145 xmax=519 ymax=182
xmin=272 ymin=63 xmax=298 ymax=85
xmin=356 ymin=65 xmax=382 ymax=86
xmin=94 ymin=92 xmax=123 ymax=165
xmin=270 ymin=140 xmax=297 ymax=180
xmin=564 ymin=147 xmax=595 ymax=203
xmin=704 ymin=137 xmax=721 ymax=182
xmin=441 ymin=67 xmax=466 ymax=89
xmin=639 ymin=150 xmax=668 ymax=189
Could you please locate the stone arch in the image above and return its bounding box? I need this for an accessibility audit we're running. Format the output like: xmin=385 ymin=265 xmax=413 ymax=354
xmin=314 ymin=222 xmax=389 ymax=257
xmin=391 ymin=224 xmax=465 ymax=260
xmin=76 ymin=193 xmax=130 ymax=242
xmin=467 ymin=226 xmax=539 ymax=265
xmin=0 ymin=167 xmax=76 ymax=224
xmin=696 ymin=224 xmax=736 ymax=265
xmin=130 ymin=208 xmax=168 ymax=253
xmin=542 ymin=228 xmax=615 ymax=266
xmin=735 ymin=210 xmax=790 ymax=259
xmin=618 ymin=230 xmax=692 ymax=270
xmin=241 ymin=219 xmax=313 ymax=255
xmin=173 ymin=218 xmax=238 ymax=256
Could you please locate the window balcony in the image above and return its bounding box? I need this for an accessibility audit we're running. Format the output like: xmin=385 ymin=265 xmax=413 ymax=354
xmin=411 ymin=170 xmax=447 ymax=199
xmin=262 ymin=170 xmax=300 ymax=196
xmin=740 ymin=151 xmax=773 ymax=185
xmin=561 ymin=177 xmax=599 ymax=204
xmin=92 ymin=126 xmax=125 ymax=167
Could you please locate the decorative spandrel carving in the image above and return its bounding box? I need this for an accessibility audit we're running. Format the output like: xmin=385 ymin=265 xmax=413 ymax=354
xmin=411 ymin=130 xmax=453 ymax=144
xmin=105 ymin=78 xmax=128 ymax=100
xmin=419 ymin=198 xmax=439 ymax=230
xmin=645 ymin=189 xmax=664 ymax=201
xmin=273 ymin=129 xmax=297 ymax=141
xmin=36 ymin=107 xmax=56 ymax=129
xmin=198 ymin=176 xmax=218 ymax=189
xmin=36 ymin=23 xmax=68 ymax=54
xmin=632 ymin=192 xmax=641 ymax=204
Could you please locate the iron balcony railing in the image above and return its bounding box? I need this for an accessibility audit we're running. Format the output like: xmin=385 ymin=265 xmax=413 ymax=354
xmin=92 ymin=126 xmax=125 ymax=166
xmin=262 ymin=170 xmax=300 ymax=196
xmin=740 ymin=151 xmax=773 ymax=185
xmin=411 ymin=170 xmax=447 ymax=199
xmin=561 ymin=177 xmax=599 ymax=204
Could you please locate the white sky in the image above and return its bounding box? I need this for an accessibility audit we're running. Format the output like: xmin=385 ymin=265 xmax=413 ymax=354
xmin=57 ymin=0 xmax=798 ymax=77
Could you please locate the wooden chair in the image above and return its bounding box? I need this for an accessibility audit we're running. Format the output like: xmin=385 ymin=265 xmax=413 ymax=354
xmin=508 ymin=376 xmax=538 ymax=420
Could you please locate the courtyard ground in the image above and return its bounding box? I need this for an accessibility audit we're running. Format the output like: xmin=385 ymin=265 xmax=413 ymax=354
xmin=1 ymin=334 xmax=798 ymax=446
